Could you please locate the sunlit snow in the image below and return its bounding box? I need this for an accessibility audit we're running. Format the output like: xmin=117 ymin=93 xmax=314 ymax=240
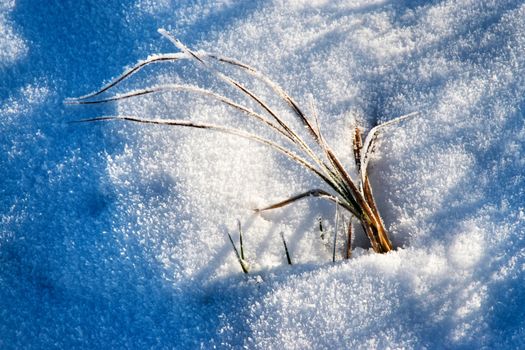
xmin=1 ymin=1 xmax=525 ymax=349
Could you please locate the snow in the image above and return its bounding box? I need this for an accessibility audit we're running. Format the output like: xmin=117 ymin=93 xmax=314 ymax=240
xmin=2 ymin=0 xmax=525 ymax=348
xmin=0 ymin=0 xmax=26 ymax=66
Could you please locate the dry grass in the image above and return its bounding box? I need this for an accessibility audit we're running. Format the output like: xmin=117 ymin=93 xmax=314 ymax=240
xmin=66 ymin=29 xmax=418 ymax=255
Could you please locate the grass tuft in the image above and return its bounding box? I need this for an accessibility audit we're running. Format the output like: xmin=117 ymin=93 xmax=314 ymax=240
xmin=68 ymin=28 xmax=419 ymax=256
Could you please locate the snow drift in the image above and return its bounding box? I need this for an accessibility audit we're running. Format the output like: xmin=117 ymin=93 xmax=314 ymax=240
xmin=1 ymin=0 xmax=525 ymax=348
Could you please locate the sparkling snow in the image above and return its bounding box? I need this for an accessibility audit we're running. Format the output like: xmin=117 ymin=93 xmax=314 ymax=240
xmin=1 ymin=0 xmax=525 ymax=348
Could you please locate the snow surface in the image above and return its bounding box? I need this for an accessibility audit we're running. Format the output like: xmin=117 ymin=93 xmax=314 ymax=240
xmin=2 ymin=0 xmax=525 ymax=348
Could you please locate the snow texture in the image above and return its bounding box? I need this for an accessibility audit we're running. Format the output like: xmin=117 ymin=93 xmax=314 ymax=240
xmin=0 ymin=0 xmax=26 ymax=66
xmin=1 ymin=0 xmax=525 ymax=349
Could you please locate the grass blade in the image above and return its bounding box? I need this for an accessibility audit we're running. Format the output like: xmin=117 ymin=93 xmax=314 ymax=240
xmin=227 ymin=232 xmax=249 ymax=274
xmin=280 ymin=232 xmax=292 ymax=265
xmin=360 ymin=111 xmax=419 ymax=185
xmin=333 ymin=200 xmax=339 ymax=263
xmin=318 ymin=217 xmax=325 ymax=240
xmin=72 ymin=116 xmax=347 ymax=197
xmin=208 ymin=54 xmax=321 ymax=142
xmin=237 ymin=219 xmax=245 ymax=260
xmin=344 ymin=217 xmax=352 ymax=259
xmin=254 ymin=189 xmax=358 ymax=217
xmin=66 ymin=83 xmax=294 ymax=143
xmin=65 ymin=53 xmax=186 ymax=102
xmin=353 ymin=126 xmax=363 ymax=175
